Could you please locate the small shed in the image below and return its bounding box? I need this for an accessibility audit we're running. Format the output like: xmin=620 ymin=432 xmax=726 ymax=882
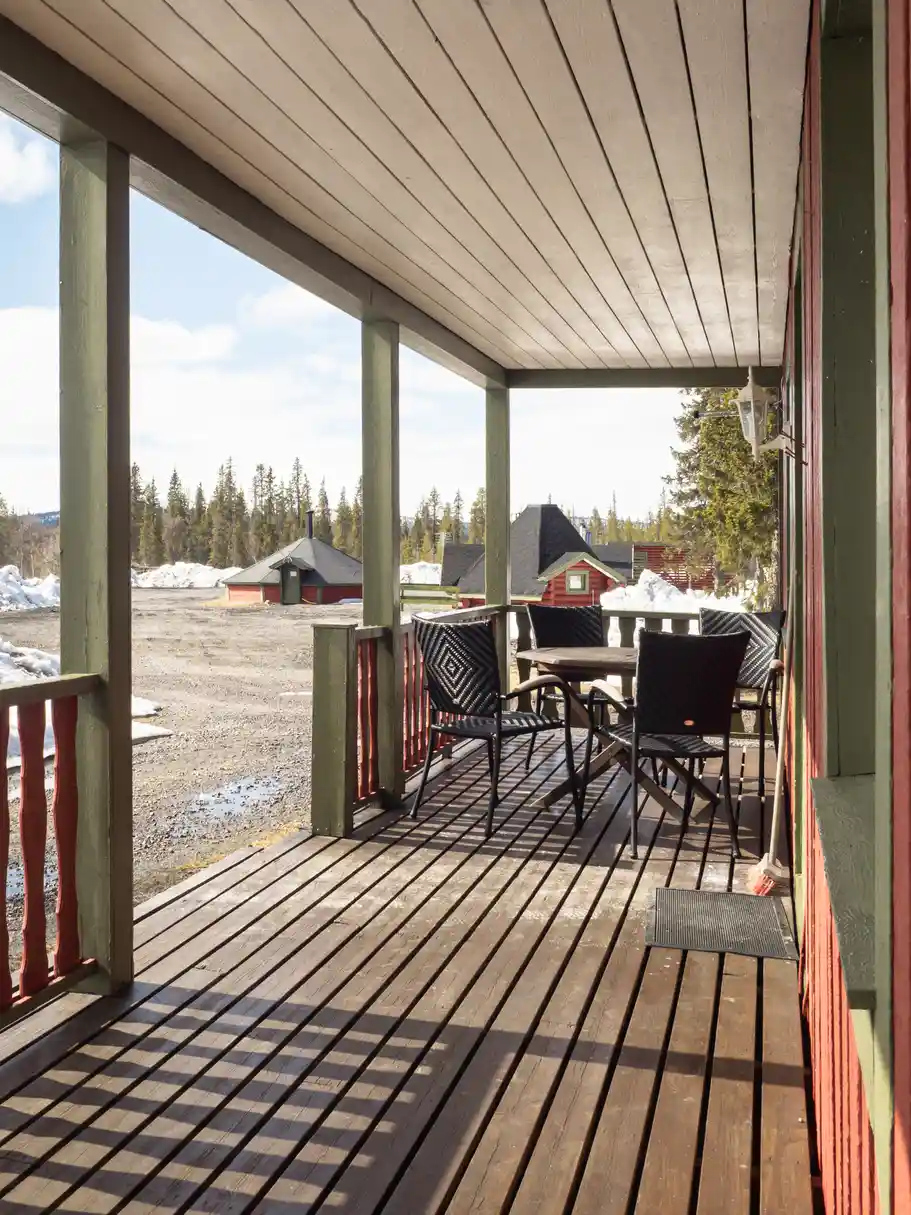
xmin=223 ymin=522 xmax=363 ymax=606
xmin=456 ymin=504 xmax=626 ymax=607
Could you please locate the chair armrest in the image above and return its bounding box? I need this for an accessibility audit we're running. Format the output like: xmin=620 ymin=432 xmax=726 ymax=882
xmin=589 ymin=679 xmax=633 ymax=717
xmin=504 ymin=674 xmax=570 ymax=699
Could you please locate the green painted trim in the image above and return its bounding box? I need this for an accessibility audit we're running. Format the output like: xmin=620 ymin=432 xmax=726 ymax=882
xmin=0 ymin=18 xmax=505 ymax=391
xmin=810 ymin=775 xmax=876 ymax=1010
xmin=871 ymin=0 xmax=894 ymax=1202
xmin=820 ymin=34 xmax=877 ymax=778
xmin=506 ymin=366 xmax=782 ymax=391
xmin=59 ymin=138 xmax=133 ymax=991
xmin=485 ymin=385 xmax=511 ymax=689
xmin=362 ymin=318 xmax=404 ymax=804
xmin=310 ymin=624 xmax=357 ymax=837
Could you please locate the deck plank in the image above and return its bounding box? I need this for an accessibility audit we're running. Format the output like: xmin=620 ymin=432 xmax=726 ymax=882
xmin=0 ymin=743 xmax=813 ymax=1215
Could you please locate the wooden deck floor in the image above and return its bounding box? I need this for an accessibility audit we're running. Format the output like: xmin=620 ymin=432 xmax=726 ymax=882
xmin=0 ymin=738 xmax=815 ymax=1214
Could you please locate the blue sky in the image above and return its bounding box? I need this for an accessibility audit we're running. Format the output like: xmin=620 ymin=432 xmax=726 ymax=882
xmin=0 ymin=111 xmax=682 ymax=518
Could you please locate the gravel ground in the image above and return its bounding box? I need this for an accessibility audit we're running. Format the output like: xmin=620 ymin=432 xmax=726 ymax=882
xmin=2 ymin=590 xmax=364 ymax=951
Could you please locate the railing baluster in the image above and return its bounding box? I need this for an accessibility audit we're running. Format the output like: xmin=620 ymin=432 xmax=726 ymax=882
xmin=357 ymin=643 xmax=367 ymax=802
xmin=0 ymin=708 xmax=11 ymax=1010
xmin=51 ymin=697 xmax=80 ymax=977
xmin=17 ymin=701 xmax=48 ymax=997
xmin=368 ymin=640 xmax=379 ymax=795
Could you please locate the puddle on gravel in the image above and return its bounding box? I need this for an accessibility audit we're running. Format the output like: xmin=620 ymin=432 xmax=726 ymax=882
xmin=189 ymin=775 xmax=284 ymax=823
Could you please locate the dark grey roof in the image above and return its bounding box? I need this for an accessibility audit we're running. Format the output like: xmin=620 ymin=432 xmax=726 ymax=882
xmin=440 ymin=542 xmax=485 ymax=587
xmin=593 ymin=543 xmax=634 ymax=572
xmin=223 ymin=537 xmax=363 ymax=587
xmin=459 ymin=504 xmax=603 ymax=598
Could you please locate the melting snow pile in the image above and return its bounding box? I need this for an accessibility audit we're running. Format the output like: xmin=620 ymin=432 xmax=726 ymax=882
xmin=1 ymin=639 xmax=168 ymax=769
xmin=132 ymin=562 xmax=241 ymax=589
xmin=0 ymin=566 xmax=61 ymax=613
xmin=600 ymin=570 xmax=746 ymax=645
xmin=400 ymin=562 xmax=442 ymax=585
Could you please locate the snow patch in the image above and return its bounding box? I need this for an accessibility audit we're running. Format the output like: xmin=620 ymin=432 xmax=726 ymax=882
xmin=1 ymin=639 xmax=165 ymax=768
xmin=132 ymin=562 xmax=241 ymax=589
xmin=600 ymin=570 xmax=746 ymax=645
xmin=0 ymin=566 xmax=60 ymax=612
xmin=400 ymin=562 xmax=442 ymax=585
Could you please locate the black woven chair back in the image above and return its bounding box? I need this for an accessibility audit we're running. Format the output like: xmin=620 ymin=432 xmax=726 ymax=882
xmin=414 ymin=616 xmax=501 ymax=717
xmin=699 ymin=607 xmax=784 ymax=689
xmin=635 ymin=630 xmax=750 ymax=736
xmin=527 ymin=603 xmax=604 ymax=648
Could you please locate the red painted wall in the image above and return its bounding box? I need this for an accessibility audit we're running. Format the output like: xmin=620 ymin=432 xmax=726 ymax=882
xmin=795 ymin=5 xmax=877 ymax=1210
xmin=301 ymin=585 xmax=361 ymax=605
xmin=225 ymin=586 xmax=263 ymax=604
xmin=891 ymin=0 xmax=911 ymax=1205
xmin=545 ymin=563 xmax=619 ymax=606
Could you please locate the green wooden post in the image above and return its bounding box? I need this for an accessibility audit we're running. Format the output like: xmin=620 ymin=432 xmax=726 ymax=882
xmin=514 ymin=607 xmax=533 ymax=710
xmin=485 ymin=384 xmax=511 ymax=689
xmin=59 ymin=138 xmax=133 ymax=991
xmin=310 ymin=624 xmax=357 ymax=836
xmin=820 ymin=34 xmax=877 ymax=779
xmin=618 ymin=615 xmax=636 ymax=699
xmin=361 ymin=317 xmax=403 ymax=806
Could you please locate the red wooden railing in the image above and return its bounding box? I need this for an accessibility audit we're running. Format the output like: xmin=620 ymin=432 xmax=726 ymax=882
xmin=0 ymin=674 xmax=99 ymax=1021
xmin=356 ymin=636 xmax=379 ymax=803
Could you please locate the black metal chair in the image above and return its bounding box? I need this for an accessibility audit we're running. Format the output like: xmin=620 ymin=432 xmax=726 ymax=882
xmin=410 ymin=615 xmax=585 ymax=837
xmin=699 ymin=607 xmax=785 ymax=797
xmin=604 ymin=629 xmax=750 ymax=859
xmin=523 ymin=604 xmax=629 ymax=772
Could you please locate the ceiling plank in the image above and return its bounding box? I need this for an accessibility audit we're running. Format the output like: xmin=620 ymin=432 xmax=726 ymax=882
xmin=346 ymin=0 xmax=628 ymax=365
xmin=677 ymin=0 xmax=761 ymax=364
xmin=477 ymin=0 xmax=692 ymax=366
xmin=415 ymin=0 xmax=664 ymax=367
xmin=746 ymin=0 xmax=810 ymax=363
xmin=611 ymin=0 xmax=736 ymax=365
xmin=249 ymin=0 xmax=606 ymax=368
xmin=0 ymin=7 xmax=509 ymax=384
xmin=545 ymin=0 xmax=714 ymax=366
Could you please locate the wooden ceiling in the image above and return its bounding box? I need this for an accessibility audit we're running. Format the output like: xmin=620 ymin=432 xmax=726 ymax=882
xmin=0 ymin=0 xmax=809 ymax=373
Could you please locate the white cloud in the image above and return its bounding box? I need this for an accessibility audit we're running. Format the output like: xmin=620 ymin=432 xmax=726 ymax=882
xmin=0 ymin=292 xmax=683 ymax=520
xmin=0 ymin=116 xmax=55 ymax=204
xmin=239 ymin=282 xmax=342 ymax=329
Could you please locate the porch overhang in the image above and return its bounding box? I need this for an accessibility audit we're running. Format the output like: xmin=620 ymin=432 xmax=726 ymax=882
xmin=0 ymin=0 xmax=808 ymax=389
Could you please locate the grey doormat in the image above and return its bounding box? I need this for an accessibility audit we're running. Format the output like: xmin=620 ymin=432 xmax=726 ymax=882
xmin=645 ymin=887 xmax=798 ymax=961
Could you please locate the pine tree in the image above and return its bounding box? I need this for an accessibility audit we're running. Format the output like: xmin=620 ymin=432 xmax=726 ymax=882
xmin=351 ymin=476 xmax=363 ymax=560
xmin=231 ymin=489 xmax=250 ymax=567
xmin=426 ymin=487 xmax=442 ymax=551
xmin=607 ymin=492 xmax=620 ymax=542
xmin=439 ymin=502 xmax=453 ymax=558
xmin=254 ymin=467 xmax=279 ymax=557
xmin=189 ymin=484 xmax=209 ymax=564
xmin=400 ymin=530 xmax=415 ymax=564
xmin=139 ymin=480 xmax=164 ymax=567
xmin=335 ymin=487 xmax=353 ymax=554
xmin=289 ymin=458 xmax=305 ymax=528
xmin=163 ymin=470 xmax=190 ymax=562
xmin=665 ymin=387 xmax=778 ymax=597
xmin=468 ymin=488 xmax=486 ymax=543
xmin=590 ymin=507 xmax=604 ymax=545
xmin=452 ymin=490 xmax=465 ymax=544
xmin=130 ymin=463 xmax=145 ymax=563
xmin=420 ymin=531 xmax=434 ymax=561
xmin=316 ymin=479 xmax=333 ymax=543
xmin=208 ymin=464 xmax=232 ymax=568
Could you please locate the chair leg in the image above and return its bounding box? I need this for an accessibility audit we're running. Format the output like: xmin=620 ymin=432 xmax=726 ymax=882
xmin=629 ymin=736 xmax=640 ymax=859
xmin=721 ymin=745 xmax=741 ymax=859
xmin=683 ymin=757 xmax=696 ymax=828
xmin=525 ymin=688 xmax=543 ymax=770
xmin=651 ymin=757 xmax=661 ymax=788
xmin=487 ymin=731 xmax=502 ymax=838
xmin=758 ymin=695 xmax=766 ymax=801
xmin=411 ymin=729 xmax=436 ymax=819
xmin=563 ymin=713 xmax=582 ymax=832
xmin=487 ymin=737 xmax=496 ymax=787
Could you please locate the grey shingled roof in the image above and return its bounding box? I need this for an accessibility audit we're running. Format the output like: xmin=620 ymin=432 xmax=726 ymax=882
xmin=458 ymin=504 xmax=605 ymax=598
xmin=440 ymin=542 xmax=485 ymax=587
xmin=593 ymin=542 xmax=634 ymax=573
xmin=223 ymin=537 xmax=363 ymax=586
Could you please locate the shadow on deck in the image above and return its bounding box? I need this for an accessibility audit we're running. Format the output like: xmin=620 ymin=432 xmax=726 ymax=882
xmin=0 ymin=738 xmax=815 ymax=1213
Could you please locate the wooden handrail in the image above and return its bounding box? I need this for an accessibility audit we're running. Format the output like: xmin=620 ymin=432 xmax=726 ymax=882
xmin=0 ymin=673 xmax=102 ymax=710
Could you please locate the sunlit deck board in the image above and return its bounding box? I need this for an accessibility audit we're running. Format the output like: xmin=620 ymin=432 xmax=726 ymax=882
xmin=0 ymin=740 xmax=813 ymax=1213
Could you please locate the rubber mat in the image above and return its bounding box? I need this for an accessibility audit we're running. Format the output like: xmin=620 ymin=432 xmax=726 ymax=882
xmin=645 ymin=887 xmax=798 ymax=961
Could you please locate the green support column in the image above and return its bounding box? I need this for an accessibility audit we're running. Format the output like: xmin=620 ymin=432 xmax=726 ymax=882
xmin=310 ymin=623 xmax=357 ymax=836
xmin=361 ymin=317 xmax=403 ymax=806
xmin=485 ymin=384 xmax=510 ymax=688
xmin=59 ymin=138 xmax=133 ymax=991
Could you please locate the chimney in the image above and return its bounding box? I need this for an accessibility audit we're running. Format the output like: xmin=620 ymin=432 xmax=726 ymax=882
xmin=306 ymin=509 xmax=314 ymax=539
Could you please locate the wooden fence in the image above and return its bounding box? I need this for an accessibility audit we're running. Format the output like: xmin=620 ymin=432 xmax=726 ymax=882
xmin=0 ymin=673 xmax=101 ymax=1024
